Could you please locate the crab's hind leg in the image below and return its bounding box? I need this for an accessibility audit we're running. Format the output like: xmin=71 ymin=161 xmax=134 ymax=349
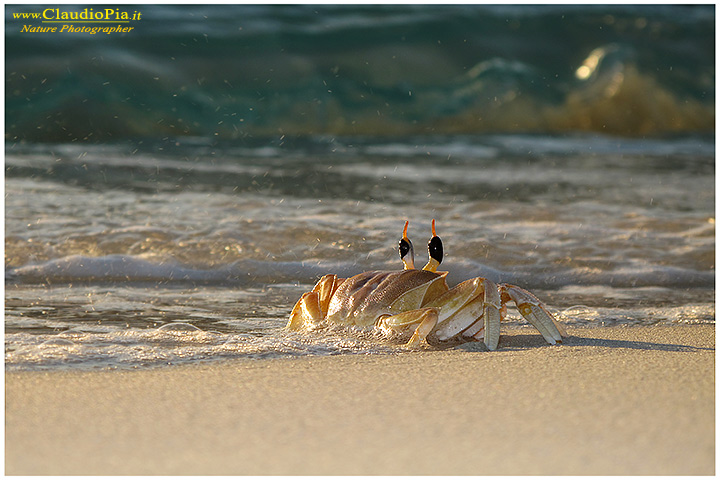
xmin=287 ymin=291 xmax=323 ymax=330
xmin=378 ymin=307 xmax=439 ymax=348
xmin=500 ymin=284 xmax=566 ymax=344
xmin=287 ymin=274 xmax=340 ymax=330
xmin=311 ymin=274 xmax=343 ymax=316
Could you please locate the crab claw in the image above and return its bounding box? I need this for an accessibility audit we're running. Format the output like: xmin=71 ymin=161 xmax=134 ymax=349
xmin=501 ymin=284 xmax=566 ymax=344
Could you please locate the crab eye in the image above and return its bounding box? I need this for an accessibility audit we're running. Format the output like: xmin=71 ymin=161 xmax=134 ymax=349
xmin=399 ymin=220 xmax=415 ymax=270
xmin=427 ymin=235 xmax=443 ymax=265
xmin=399 ymin=238 xmax=413 ymax=259
xmin=421 ymin=220 xmax=443 ymax=272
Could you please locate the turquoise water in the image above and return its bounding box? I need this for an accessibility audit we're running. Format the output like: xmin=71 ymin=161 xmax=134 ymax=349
xmin=5 ymin=5 xmax=715 ymax=370
xmin=6 ymin=4 xmax=714 ymax=140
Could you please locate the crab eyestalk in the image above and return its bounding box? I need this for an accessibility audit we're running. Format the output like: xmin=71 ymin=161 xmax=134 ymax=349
xmin=423 ymin=219 xmax=443 ymax=272
xmin=398 ymin=221 xmax=415 ymax=270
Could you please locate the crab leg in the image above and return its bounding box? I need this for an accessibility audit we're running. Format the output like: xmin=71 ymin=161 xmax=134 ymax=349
xmin=426 ymin=277 xmax=502 ymax=350
xmin=462 ymin=318 xmax=484 ymax=339
xmin=480 ymin=280 xmax=502 ymax=350
xmin=287 ymin=274 xmax=344 ymax=330
xmin=462 ymin=302 xmax=506 ymax=340
xmin=311 ymin=274 xmax=340 ymax=317
xmin=500 ymin=284 xmax=566 ymax=344
xmin=434 ymin=298 xmax=486 ymax=339
xmin=287 ymin=291 xmax=324 ymax=330
xmin=378 ymin=307 xmax=439 ymax=348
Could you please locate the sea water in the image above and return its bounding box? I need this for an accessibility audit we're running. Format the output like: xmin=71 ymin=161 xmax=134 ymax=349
xmin=5 ymin=5 xmax=715 ymax=370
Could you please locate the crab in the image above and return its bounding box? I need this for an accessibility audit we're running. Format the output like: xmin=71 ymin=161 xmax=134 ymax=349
xmin=287 ymin=220 xmax=566 ymax=350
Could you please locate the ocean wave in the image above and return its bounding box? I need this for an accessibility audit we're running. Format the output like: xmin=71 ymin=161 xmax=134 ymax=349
xmin=6 ymin=254 xmax=360 ymax=286
xmin=5 ymin=299 xmax=714 ymax=371
xmin=5 ymin=5 xmax=714 ymax=141
xmin=4 ymin=323 xmax=409 ymax=371
xmin=8 ymin=254 xmax=714 ymax=291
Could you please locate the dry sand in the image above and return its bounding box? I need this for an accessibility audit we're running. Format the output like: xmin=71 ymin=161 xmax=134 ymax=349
xmin=5 ymin=325 xmax=715 ymax=475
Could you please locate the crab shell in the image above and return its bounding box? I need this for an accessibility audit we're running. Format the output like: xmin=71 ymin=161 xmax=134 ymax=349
xmin=288 ymin=268 xmax=566 ymax=350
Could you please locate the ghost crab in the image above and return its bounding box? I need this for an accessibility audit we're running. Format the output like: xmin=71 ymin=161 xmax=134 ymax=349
xmin=287 ymin=220 xmax=566 ymax=350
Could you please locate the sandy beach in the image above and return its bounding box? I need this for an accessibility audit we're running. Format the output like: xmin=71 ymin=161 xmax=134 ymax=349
xmin=6 ymin=325 xmax=714 ymax=475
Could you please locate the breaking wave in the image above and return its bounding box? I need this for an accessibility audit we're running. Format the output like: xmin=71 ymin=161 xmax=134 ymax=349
xmin=5 ymin=5 xmax=714 ymax=142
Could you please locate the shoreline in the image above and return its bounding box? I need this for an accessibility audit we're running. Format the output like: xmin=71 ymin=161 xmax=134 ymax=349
xmin=6 ymin=325 xmax=715 ymax=475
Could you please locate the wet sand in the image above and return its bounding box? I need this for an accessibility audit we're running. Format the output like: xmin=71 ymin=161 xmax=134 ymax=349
xmin=5 ymin=325 xmax=714 ymax=475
